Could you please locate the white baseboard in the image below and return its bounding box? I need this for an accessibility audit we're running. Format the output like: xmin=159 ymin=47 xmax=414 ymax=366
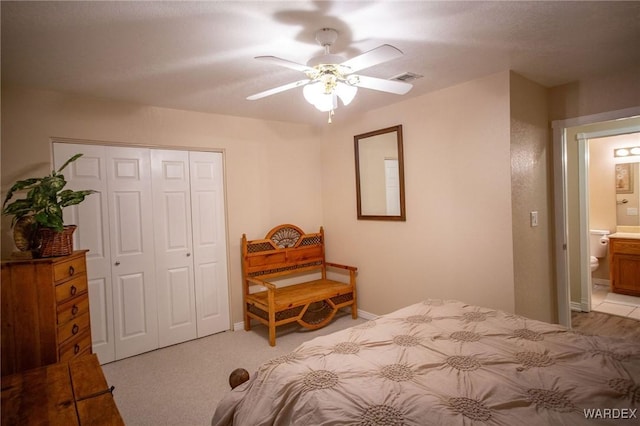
xmin=570 ymin=301 xmax=583 ymax=312
xmin=232 ymin=308 xmax=377 ymax=331
xmin=357 ymin=309 xmax=377 ymax=320
xmin=592 ymin=278 xmax=610 ymax=287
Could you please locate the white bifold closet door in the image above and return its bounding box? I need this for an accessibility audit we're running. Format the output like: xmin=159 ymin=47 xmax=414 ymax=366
xmin=53 ymin=143 xmax=229 ymax=364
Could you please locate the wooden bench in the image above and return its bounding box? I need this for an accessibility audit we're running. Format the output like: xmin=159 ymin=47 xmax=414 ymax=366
xmin=241 ymin=224 xmax=357 ymax=346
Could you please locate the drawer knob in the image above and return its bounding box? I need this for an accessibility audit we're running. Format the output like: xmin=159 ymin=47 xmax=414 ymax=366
xmin=72 ymin=324 xmax=80 ymax=335
xmin=74 ymin=344 xmax=81 ymax=354
xmin=70 ymin=285 xmax=77 ymax=296
xmin=68 ymin=266 xmax=75 ymax=276
xmin=72 ymin=305 xmax=79 ymax=315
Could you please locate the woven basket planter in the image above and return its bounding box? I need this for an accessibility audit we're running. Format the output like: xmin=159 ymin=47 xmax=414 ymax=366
xmin=38 ymin=225 xmax=76 ymax=257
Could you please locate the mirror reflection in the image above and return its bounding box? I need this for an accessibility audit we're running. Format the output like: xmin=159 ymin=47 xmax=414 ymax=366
xmin=615 ymin=162 xmax=640 ymax=226
xmin=354 ymin=125 xmax=405 ymax=221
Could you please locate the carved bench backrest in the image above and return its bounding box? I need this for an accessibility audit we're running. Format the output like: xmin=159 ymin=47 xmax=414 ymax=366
xmin=242 ymin=224 xmax=326 ymax=285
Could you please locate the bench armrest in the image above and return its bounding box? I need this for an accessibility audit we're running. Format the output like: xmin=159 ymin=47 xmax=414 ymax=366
xmin=247 ymin=277 xmax=277 ymax=290
xmin=325 ymin=261 xmax=358 ymax=272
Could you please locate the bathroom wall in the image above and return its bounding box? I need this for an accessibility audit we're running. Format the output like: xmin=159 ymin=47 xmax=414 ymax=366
xmin=589 ymin=133 xmax=640 ymax=282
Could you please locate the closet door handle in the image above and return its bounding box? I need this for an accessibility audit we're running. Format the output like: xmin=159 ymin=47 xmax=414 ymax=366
xmin=186 ymin=253 xmax=191 ymax=257
xmin=115 ymin=261 xmax=120 ymax=266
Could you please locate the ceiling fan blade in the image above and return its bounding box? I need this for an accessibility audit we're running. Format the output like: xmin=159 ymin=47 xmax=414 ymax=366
xmin=341 ymin=44 xmax=404 ymax=73
xmin=352 ymin=75 xmax=413 ymax=95
xmin=246 ymin=79 xmax=311 ymax=100
xmin=255 ymin=56 xmax=314 ymax=73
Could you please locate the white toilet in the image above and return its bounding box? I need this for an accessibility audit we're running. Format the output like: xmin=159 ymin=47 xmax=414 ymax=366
xmin=589 ymin=229 xmax=610 ymax=272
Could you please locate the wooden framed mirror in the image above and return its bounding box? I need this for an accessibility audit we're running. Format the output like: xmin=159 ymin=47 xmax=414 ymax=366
xmin=354 ymin=125 xmax=406 ymax=221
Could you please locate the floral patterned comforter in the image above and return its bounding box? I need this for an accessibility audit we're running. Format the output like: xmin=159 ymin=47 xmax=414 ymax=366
xmin=212 ymin=300 xmax=640 ymax=425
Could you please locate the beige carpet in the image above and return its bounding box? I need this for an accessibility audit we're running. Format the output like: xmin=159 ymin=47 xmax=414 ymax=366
xmin=102 ymin=311 xmax=364 ymax=425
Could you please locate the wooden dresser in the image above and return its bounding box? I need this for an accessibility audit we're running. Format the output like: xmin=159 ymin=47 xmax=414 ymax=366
xmin=1 ymin=354 xmax=123 ymax=425
xmin=1 ymin=250 xmax=92 ymax=376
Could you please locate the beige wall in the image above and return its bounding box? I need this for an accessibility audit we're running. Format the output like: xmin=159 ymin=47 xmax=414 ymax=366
xmin=1 ymin=86 xmax=324 ymax=324
xmin=549 ymin=66 xmax=640 ymax=122
xmin=4 ymin=64 xmax=635 ymax=325
xmin=320 ymin=71 xmax=516 ymax=316
xmin=509 ymin=72 xmax=555 ymax=322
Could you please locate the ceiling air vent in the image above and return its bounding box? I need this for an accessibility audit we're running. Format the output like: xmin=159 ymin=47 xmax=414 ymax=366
xmin=391 ymin=72 xmax=423 ymax=83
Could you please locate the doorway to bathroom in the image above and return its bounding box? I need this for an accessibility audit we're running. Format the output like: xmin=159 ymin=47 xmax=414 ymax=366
xmin=553 ymin=107 xmax=640 ymax=327
xmin=585 ymin=131 xmax=640 ymax=320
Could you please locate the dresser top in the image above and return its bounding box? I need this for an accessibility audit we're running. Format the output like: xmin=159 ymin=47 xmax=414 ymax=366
xmin=1 ymin=250 xmax=88 ymax=265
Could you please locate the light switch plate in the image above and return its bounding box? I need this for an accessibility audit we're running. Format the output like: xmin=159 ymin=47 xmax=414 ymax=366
xmin=530 ymin=211 xmax=538 ymax=227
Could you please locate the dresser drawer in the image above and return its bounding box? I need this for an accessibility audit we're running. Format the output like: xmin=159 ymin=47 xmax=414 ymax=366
xmin=55 ymin=275 xmax=88 ymax=304
xmin=59 ymin=330 xmax=92 ymax=362
xmin=58 ymin=312 xmax=90 ymax=345
xmin=57 ymin=295 xmax=90 ymax=326
xmin=53 ymin=256 xmax=87 ymax=284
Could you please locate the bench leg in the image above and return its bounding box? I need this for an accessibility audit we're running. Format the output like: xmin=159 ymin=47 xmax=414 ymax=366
xmin=268 ymin=323 xmax=276 ymax=346
xmin=244 ymin=305 xmax=251 ymax=331
xmin=268 ymin=289 xmax=276 ymax=346
xmin=352 ymin=304 xmax=358 ymax=319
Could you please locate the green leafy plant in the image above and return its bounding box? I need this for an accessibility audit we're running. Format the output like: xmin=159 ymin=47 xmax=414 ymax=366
xmin=2 ymin=154 xmax=96 ymax=232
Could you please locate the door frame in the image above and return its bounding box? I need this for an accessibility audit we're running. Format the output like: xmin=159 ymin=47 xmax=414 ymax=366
xmin=552 ymin=106 xmax=640 ymax=327
xmin=576 ymin=126 xmax=640 ymax=314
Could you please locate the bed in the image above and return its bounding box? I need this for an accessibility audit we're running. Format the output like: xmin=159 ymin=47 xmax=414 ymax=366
xmin=212 ymin=299 xmax=640 ymax=425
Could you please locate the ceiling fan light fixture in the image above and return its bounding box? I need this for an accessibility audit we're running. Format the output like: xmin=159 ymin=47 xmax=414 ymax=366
xmin=303 ymin=83 xmax=336 ymax=112
xmin=248 ymin=27 xmax=412 ymax=122
xmin=335 ymin=82 xmax=357 ymax=106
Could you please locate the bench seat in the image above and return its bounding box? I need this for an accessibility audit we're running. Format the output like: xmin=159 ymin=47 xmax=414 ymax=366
xmin=242 ymin=224 xmax=357 ymax=346
xmin=248 ymin=279 xmax=354 ymax=310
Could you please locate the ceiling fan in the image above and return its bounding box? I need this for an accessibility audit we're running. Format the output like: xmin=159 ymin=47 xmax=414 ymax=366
xmin=247 ymin=28 xmax=413 ymax=122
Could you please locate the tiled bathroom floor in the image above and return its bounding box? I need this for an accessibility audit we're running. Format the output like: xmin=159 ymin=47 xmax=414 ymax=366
xmin=591 ymin=284 xmax=640 ymax=320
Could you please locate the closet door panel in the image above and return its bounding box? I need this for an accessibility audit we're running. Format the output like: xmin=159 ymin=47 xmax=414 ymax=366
xmin=113 ymin=192 xmax=145 ymax=254
xmin=167 ymin=267 xmax=193 ymax=324
xmin=197 ymin=263 xmax=222 ymax=318
xmin=151 ymin=150 xmax=197 ymax=347
xmin=87 ymin=277 xmax=110 ymax=351
xmin=190 ymin=152 xmax=230 ymax=336
xmin=107 ymin=147 xmax=158 ymax=359
xmin=53 ymin=143 xmax=115 ymax=364
xmin=118 ymin=272 xmax=148 ymax=337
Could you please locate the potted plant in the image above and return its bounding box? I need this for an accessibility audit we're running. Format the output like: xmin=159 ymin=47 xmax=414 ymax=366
xmin=2 ymin=153 xmax=96 ymax=257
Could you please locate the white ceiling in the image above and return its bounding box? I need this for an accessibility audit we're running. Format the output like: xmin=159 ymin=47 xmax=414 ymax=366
xmin=2 ymin=1 xmax=639 ymax=126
